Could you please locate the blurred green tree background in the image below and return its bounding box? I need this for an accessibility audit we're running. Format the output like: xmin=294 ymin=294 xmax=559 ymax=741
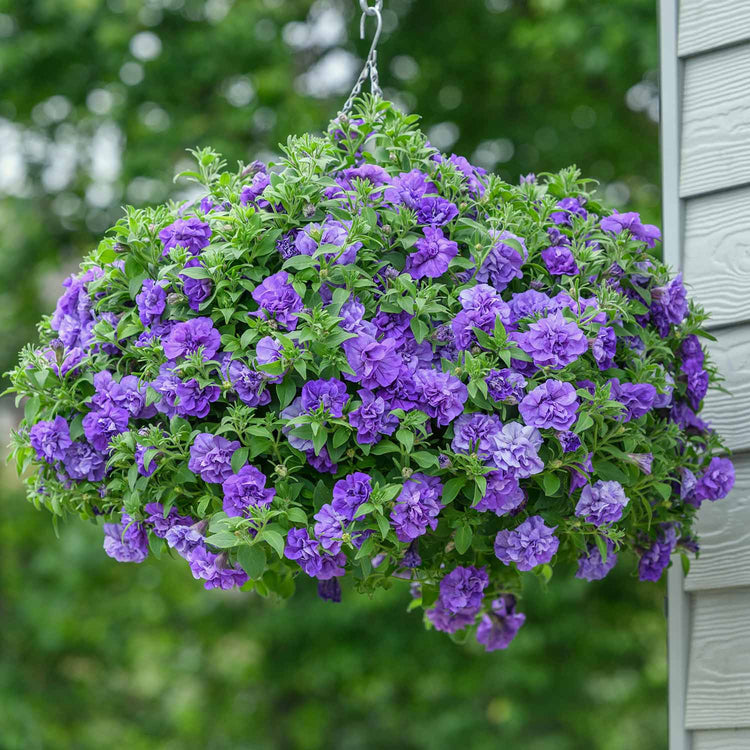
xmin=0 ymin=0 xmax=666 ymax=748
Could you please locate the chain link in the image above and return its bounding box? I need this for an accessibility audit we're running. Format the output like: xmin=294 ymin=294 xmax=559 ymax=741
xmin=340 ymin=0 xmax=384 ymax=114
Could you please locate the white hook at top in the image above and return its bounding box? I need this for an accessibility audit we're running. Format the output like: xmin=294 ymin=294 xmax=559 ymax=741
xmin=359 ymin=0 xmax=383 ymax=42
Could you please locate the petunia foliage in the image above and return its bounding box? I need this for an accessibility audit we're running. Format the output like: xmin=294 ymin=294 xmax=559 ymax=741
xmin=6 ymin=97 xmax=735 ymax=651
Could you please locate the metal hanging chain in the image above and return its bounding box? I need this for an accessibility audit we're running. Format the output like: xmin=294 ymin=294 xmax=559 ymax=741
xmin=340 ymin=0 xmax=384 ymax=114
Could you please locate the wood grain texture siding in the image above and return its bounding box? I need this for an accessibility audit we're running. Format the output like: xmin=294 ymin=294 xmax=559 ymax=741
xmin=684 ymin=455 xmax=750 ymax=591
xmin=692 ymin=728 xmax=750 ymax=750
xmin=701 ymin=324 xmax=750 ymax=453
xmin=678 ymin=0 xmax=750 ymax=57
xmin=680 ymin=45 xmax=750 ymax=198
xmin=685 ymin=587 xmax=750 ymax=729
xmin=683 ymin=186 xmax=750 ymax=329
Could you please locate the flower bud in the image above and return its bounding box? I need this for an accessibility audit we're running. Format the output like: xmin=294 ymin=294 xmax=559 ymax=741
xmin=167 ymin=292 xmax=183 ymax=306
xmin=275 ymin=464 xmax=288 ymax=478
xmin=303 ymin=203 xmax=316 ymax=218
xmin=401 ymin=466 xmax=413 ymax=479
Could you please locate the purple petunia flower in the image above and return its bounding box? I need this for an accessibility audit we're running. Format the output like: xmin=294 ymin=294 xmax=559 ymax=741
xmin=313 ymin=503 xmax=346 ymax=553
xmin=451 ymin=284 xmax=511 ymax=351
xmin=102 ymin=511 xmax=149 ymax=563
xmin=384 ymin=169 xmax=438 ymax=209
xmin=62 ymin=441 xmax=106 ymax=482
xmin=163 ymin=317 xmax=221 ymax=361
xmin=332 ymin=472 xmax=372 ymax=520
xmin=406 ymin=226 xmax=458 ymax=279
xmin=135 ymin=279 xmax=167 ymax=325
xmin=414 ymin=368 xmax=468 ymax=426
xmin=485 ymin=368 xmax=527 ymax=404
xmin=575 ymin=480 xmax=630 ymax=525
xmin=344 ymin=334 xmax=402 ymax=389
xmin=541 ymin=245 xmax=579 ymax=276
xmin=569 ymin=452 xmax=593 ymax=493
xmin=476 ymin=595 xmax=526 ymax=651
xmin=390 ymin=473 xmax=443 ymax=542
xmin=189 ymin=548 xmax=249 ymax=590
xmin=592 ymin=326 xmax=617 ymax=370
xmin=557 ymin=430 xmax=581 ymax=453
xmin=159 ymin=217 xmax=212 ymax=256
xmin=165 ymin=520 xmax=206 ymax=558
xmin=222 ymin=464 xmax=275 ymax=517
xmin=550 ymin=197 xmax=587 ymax=226
xmin=451 ymin=412 xmax=502 ymax=459
xmin=475 ymin=471 xmax=525 ymax=516
xmin=508 ymin=289 xmax=553 ymax=324
xmin=300 ymin=378 xmax=349 ymax=418
xmin=188 ymin=433 xmax=240 ymax=484
xmin=135 ymin=444 xmax=161 ymax=477
xmin=638 ymin=524 xmax=678 ymax=582
xmin=82 ymin=402 xmax=129 ymax=453
xmin=518 ymin=311 xmax=587 ymax=370
xmin=226 ymin=359 xmax=271 ymax=408
xmin=519 ymin=380 xmax=579 ymax=431
xmin=488 ymin=421 xmax=544 ymax=478
xmin=295 ymin=217 xmax=362 ymax=266
xmin=284 ymin=527 xmax=346 ymax=580
xmin=610 ymin=379 xmax=657 ymax=422
xmin=494 ymin=515 xmax=559 ymax=571
xmin=175 ymin=378 xmax=220 ymax=418
xmin=181 ymin=258 xmax=213 ymax=311
xmin=426 ymin=599 xmax=477 ymax=634
xmin=144 ymin=502 xmax=193 ymax=538
xmin=650 ymin=274 xmax=688 ymax=337
xmin=415 ymin=196 xmax=459 ymax=226
xmin=576 ymin=539 xmax=618 ymax=581
xmin=251 ymin=270 xmax=304 ymax=331
xmin=348 ymin=389 xmax=399 ymax=444
xmin=29 ymin=416 xmax=72 ymax=463
xmin=694 ymin=457 xmax=735 ymax=503
xmin=600 ymin=210 xmax=660 ymax=248
xmin=475 ymin=230 xmax=527 ymax=292
xmin=439 ymin=565 xmax=489 ymax=615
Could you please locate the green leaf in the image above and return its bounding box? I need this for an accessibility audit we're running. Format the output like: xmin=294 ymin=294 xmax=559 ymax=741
xmin=313 ymin=479 xmax=329 ymax=508
xmin=410 ymin=317 xmax=429 ymax=343
xmin=442 ymin=477 xmax=466 ymax=504
xmin=396 ymin=428 xmax=414 ymax=452
xmin=594 ymin=534 xmax=609 ymax=564
xmin=261 ymin=529 xmax=285 ymax=558
xmin=205 ymin=532 xmax=240 ymax=549
xmin=276 ymin=377 xmax=297 ymax=410
xmin=412 ymin=451 xmax=437 ymax=468
xmin=574 ymin=412 xmax=594 ymax=433
xmin=231 ymin=447 xmax=248 ymax=474
xmin=375 ymin=512 xmax=390 ymax=539
xmin=237 ymin=544 xmax=266 ymax=579
xmin=454 ymin=524 xmax=473 ymax=555
xmin=542 ymin=472 xmax=560 ymax=496
xmin=593 ymin=460 xmax=629 ymax=484
xmin=286 ymin=507 xmax=308 ymax=524
xmin=179 ymin=265 xmax=211 ymax=279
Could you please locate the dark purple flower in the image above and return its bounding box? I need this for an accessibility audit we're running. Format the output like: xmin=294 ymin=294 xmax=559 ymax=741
xmin=569 ymin=453 xmax=593 ymax=493
xmin=166 ymin=520 xmax=206 ymax=558
xmin=175 ymin=378 xmax=220 ymax=418
xmin=592 ymin=326 xmax=617 ymax=370
xmin=575 ymin=480 xmax=630 ymax=525
xmin=344 ymin=334 xmax=402 ymax=389
xmin=305 ymin=446 xmax=338 ymax=475
xmin=406 ymin=226 xmax=458 ymax=279
xmin=43 ymin=344 xmax=85 ymax=376
xmin=426 ymin=599 xmax=477 ymax=634
xmin=541 ymin=245 xmax=579 ymax=276
xmin=135 ymin=444 xmax=161 ymax=477
xmin=694 ymin=457 xmax=735 ymax=502
xmin=475 ymin=471 xmax=525 ymax=516
xmin=251 ymin=270 xmax=304 ymax=331
xmin=159 ymin=217 xmax=212 ymax=256
xmin=384 ymin=169 xmax=438 ymax=208
xmin=301 ymin=378 xmax=349 ymax=418
xmin=402 ymin=541 xmax=422 ymax=568
xmin=188 ymin=433 xmax=240 ymax=484
xmin=476 ymin=595 xmax=526 ymax=651
xmin=576 ymin=539 xmax=618 ymax=581
xmin=508 ymin=289 xmax=553 ymax=324
xmin=611 ymin=379 xmax=657 ymax=422
xmin=650 ymin=274 xmax=688 ymax=336
xmin=685 ymin=367 xmax=709 ymax=410
xmin=163 ymin=317 xmax=221 ymax=361
xmin=601 ymin=210 xmax=660 ymax=248
xmin=638 ymin=524 xmax=678 ymax=582
xmin=103 ymin=511 xmax=149 ymax=563
xmin=416 ymin=196 xmax=459 ymax=226
xmin=451 ymin=284 xmax=511 ymax=350
xmin=181 ymin=258 xmax=213 ymax=311
xmin=226 ymin=359 xmax=271 ymax=407
xmin=313 ymin=503 xmax=346 ymax=552
xmin=222 ymin=464 xmax=275 ymax=517
xmin=557 ymin=430 xmax=581 ymax=453
xmin=486 ymin=368 xmax=527 ymax=404
xmin=82 ymin=402 xmax=129 ymax=453
xmin=135 ymin=279 xmax=167 ymax=325
xmin=670 ymin=401 xmax=709 ymax=433
xmin=414 ymin=368 xmax=468 ymax=426
xmin=494 ymin=515 xmax=559 ymax=571
xmin=295 ymin=217 xmax=362 ymax=266
xmin=475 ymin=230 xmax=527 ymax=292
xmin=519 ymin=380 xmax=579 ymax=431
xmin=317 ymin=578 xmax=342 ymax=602
xmin=550 ymin=197 xmax=587 ymax=226
xmin=151 ymin=364 xmax=182 ymax=417
xmin=627 ymin=452 xmax=654 ymax=474
xmin=488 ymin=421 xmax=544 ymax=478
xmin=29 ymin=416 xmax=72 ymax=463
xmin=332 ymin=472 xmax=372 ymax=520
xmin=62 ymin=441 xmax=106 ymax=482
xmin=450 ymin=412 xmax=502 ymax=458
xmin=284 ymin=527 xmax=346 ymax=580
xmin=348 ymin=389 xmax=399 ymax=444
xmin=439 ymin=565 xmax=489 ymax=615
xmin=144 ymin=502 xmax=193 ymax=538
xmin=189 ymin=548 xmax=249 ymax=590
xmin=390 ymin=473 xmax=443 ymax=542
xmin=680 ymin=334 xmax=705 ymax=373
xmin=444 ymin=153 xmax=487 ymax=196
xmin=518 ymin=311 xmax=587 ymax=370
xmin=240 ymin=170 xmax=271 ymax=207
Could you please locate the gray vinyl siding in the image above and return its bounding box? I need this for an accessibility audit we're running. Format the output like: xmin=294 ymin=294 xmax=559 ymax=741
xmin=662 ymin=1 xmax=750 ymax=748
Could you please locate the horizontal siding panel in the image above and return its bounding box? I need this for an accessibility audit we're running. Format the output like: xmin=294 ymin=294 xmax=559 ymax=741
xmin=693 ymin=728 xmax=750 ymax=749
xmin=680 ymin=44 xmax=750 ymax=197
xmin=685 ymin=587 xmax=750 ymax=729
xmin=701 ymin=324 xmax=750 ymax=452
xmin=678 ymin=0 xmax=750 ymax=57
xmin=685 ymin=455 xmax=750 ymax=591
xmin=683 ymin=186 xmax=750 ymax=328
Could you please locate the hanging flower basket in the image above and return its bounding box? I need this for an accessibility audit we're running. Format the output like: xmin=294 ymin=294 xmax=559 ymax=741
xmin=7 ymin=93 xmax=735 ymax=651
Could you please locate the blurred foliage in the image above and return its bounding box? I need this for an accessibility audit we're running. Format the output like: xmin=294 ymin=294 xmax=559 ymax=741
xmin=0 ymin=0 xmax=666 ymax=747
